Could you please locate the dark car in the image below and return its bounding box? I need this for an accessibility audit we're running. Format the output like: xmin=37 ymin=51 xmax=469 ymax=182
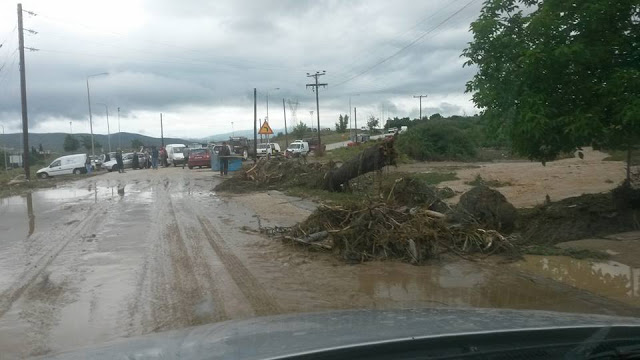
xmin=187 ymin=148 xmax=211 ymax=169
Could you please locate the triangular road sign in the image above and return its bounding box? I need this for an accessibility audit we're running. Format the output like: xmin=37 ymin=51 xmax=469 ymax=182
xmin=258 ymin=120 xmax=274 ymax=135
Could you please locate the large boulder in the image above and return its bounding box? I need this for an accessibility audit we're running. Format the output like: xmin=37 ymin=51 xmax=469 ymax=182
xmin=457 ymin=185 xmax=517 ymax=232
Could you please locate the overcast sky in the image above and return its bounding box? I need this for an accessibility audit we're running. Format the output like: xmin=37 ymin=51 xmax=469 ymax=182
xmin=0 ymin=0 xmax=482 ymax=139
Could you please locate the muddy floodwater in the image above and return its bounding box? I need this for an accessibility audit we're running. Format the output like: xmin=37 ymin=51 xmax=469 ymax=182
xmin=0 ymin=168 xmax=638 ymax=358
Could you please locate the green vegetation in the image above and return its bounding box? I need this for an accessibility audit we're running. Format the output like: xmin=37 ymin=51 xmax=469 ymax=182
xmin=366 ymin=115 xmax=380 ymax=133
xmin=63 ymin=134 xmax=80 ymax=152
xmin=465 ymin=174 xmax=512 ymax=188
xmin=291 ymin=123 xmax=309 ymax=139
xmin=335 ymin=114 xmax=349 ymax=133
xmin=131 ymin=138 xmax=144 ymax=149
xmin=396 ymin=120 xmax=477 ymax=161
xmin=463 ymin=0 xmax=639 ymax=183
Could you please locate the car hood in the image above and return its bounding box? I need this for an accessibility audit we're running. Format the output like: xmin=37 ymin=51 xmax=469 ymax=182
xmin=103 ymin=160 xmax=117 ymax=167
xmin=44 ymin=308 xmax=640 ymax=360
xmin=36 ymin=167 xmax=48 ymax=173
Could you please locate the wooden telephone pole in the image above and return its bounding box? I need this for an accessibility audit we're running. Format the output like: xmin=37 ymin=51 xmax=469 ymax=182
xmin=306 ymin=71 xmax=327 ymax=148
xmin=413 ymin=94 xmax=428 ymax=120
xmin=17 ymin=3 xmax=30 ymax=179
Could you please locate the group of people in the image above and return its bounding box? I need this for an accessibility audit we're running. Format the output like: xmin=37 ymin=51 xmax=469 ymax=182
xmin=109 ymin=146 xmax=165 ymax=174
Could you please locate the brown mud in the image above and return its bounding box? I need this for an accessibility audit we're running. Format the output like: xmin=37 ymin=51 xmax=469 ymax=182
xmin=0 ymin=167 xmax=639 ymax=359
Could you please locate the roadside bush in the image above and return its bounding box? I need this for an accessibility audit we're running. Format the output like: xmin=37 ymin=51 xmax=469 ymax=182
xmin=396 ymin=122 xmax=477 ymax=161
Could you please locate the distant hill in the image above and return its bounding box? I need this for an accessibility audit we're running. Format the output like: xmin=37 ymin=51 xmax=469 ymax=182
xmin=202 ymin=128 xmax=286 ymax=142
xmin=0 ymin=132 xmax=192 ymax=153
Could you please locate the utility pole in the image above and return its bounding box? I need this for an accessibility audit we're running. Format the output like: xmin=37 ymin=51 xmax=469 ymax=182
xmin=86 ymin=72 xmax=108 ymax=158
xmin=231 ymin=121 xmax=234 ymax=136
xmin=413 ymin=94 xmax=427 ymax=120
xmin=1 ymin=125 xmax=7 ymax=172
xmin=117 ymin=107 xmax=120 ymax=149
xmin=306 ymin=71 xmax=327 ymax=148
xmin=354 ymin=107 xmax=358 ymax=144
xmin=96 ymin=103 xmax=110 ymax=152
xmin=349 ymin=94 xmax=359 ymax=140
xmin=282 ymin=98 xmax=288 ymax=147
xmin=160 ymin=113 xmax=164 ymax=147
xmin=17 ymin=3 xmax=30 ymax=179
xmin=253 ymin=88 xmax=257 ymax=163
xmin=69 ymin=121 xmax=72 ymax=134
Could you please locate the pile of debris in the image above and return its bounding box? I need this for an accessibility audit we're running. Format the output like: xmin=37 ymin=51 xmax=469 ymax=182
xmin=285 ymin=200 xmax=515 ymax=263
xmin=277 ymin=182 xmax=519 ymax=263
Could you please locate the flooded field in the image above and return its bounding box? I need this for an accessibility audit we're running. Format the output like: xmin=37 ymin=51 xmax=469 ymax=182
xmin=0 ymin=167 xmax=638 ymax=358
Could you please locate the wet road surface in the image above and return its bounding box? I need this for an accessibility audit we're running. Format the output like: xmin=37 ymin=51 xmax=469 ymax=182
xmin=0 ymin=168 xmax=639 ymax=358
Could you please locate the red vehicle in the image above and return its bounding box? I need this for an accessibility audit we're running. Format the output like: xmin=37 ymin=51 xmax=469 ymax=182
xmin=187 ymin=148 xmax=211 ymax=169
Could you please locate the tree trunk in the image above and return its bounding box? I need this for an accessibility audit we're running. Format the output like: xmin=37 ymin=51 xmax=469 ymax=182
xmin=322 ymin=138 xmax=396 ymax=192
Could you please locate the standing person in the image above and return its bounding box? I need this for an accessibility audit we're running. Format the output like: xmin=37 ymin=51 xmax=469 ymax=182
xmin=219 ymin=142 xmax=231 ymax=176
xmin=144 ymin=150 xmax=150 ymax=169
xmin=85 ymin=154 xmax=92 ymax=175
xmin=151 ymin=146 xmax=159 ymax=170
xmin=163 ymin=148 xmax=169 ymax=167
xmin=182 ymin=148 xmax=190 ymax=169
xmin=116 ymin=149 xmax=124 ymax=173
xmin=132 ymin=150 xmax=139 ymax=170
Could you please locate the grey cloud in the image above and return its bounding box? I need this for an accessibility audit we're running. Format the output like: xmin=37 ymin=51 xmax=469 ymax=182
xmin=0 ymin=0 xmax=483 ymax=133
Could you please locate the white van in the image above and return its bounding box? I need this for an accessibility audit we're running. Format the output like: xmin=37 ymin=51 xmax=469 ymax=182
xmin=285 ymin=141 xmax=310 ymax=158
xmin=165 ymin=144 xmax=187 ymax=166
xmin=37 ymin=154 xmax=88 ymax=178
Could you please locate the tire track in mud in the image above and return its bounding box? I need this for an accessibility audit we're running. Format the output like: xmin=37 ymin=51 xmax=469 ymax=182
xmin=197 ymin=216 xmax=281 ymax=316
xmin=0 ymin=207 xmax=103 ymax=318
xmin=129 ymin=177 xmax=228 ymax=334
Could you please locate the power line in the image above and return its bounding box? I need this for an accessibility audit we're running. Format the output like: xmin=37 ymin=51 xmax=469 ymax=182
xmin=333 ymin=0 xmax=478 ymax=88
xmin=337 ymin=0 xmax=465 ymax=77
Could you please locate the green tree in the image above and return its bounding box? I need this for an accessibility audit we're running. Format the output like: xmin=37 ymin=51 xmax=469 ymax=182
xmin=81 ymin=136 xmax=101 ymax=151
xmin=463 ymin=0 xmax=640 ymax=182
xmin=131 ymin=138 xmax=144 ymax=149
xmin=366 ymin=115 xmax=380 ymax=133
xmin=63 ymin=134 xmax=80 ymax=152
xmin=429 ymin=113 xmax=443 ymax=121
xmin=335 ymin=114 xmax=349 ymax=133
xmin=292 ymin=123 xmax=309 ymax=139
xmin=385 ymin=117 xmax=413 ymax=130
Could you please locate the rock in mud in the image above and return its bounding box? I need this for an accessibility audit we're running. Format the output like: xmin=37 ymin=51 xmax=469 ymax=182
xmin=457 ymin=185 xmax=517 ymax=232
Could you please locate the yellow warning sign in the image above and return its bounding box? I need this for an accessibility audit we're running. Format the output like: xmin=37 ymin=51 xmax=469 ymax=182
xmin=258 ymin=120 xmax=274 ymax=135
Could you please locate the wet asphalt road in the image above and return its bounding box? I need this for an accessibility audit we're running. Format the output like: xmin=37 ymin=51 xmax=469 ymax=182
xmin=0 ymin=167 xmax=639 ymax=358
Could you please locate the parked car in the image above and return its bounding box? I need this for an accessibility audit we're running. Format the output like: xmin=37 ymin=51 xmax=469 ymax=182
xmin=228 ymin=136 xmax=254 ymax=160
xmin=256 ymin=143 xmax=281 ymax=157
xmin=103 ymin=152 xmax=135 ymax=172
xmin=165 ymin=144 xmax=187 ymax=166
xmin=187 ymin=148 xmax=211 ymax=169
xmin=285 ymin=141 xmax=310 ymax=158
xmin=36 ymin=154 xmax=88 ymax=178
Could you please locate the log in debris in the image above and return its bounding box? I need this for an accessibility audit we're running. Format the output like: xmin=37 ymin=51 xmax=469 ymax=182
xmin=322 ymin=138 xmax=397 ymax=192
xmin=214 ymin=138 xmax=397 ymax=193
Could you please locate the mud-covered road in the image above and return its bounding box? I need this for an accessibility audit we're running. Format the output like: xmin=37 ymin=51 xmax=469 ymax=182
xmin=1 ymin=167 xmax=639 ymax=358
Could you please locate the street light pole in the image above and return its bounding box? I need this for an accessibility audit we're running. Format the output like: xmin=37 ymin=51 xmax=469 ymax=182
xmin=349 ymin=94 xmax=360 ymax=140
xmin=1 ymin=125 xmax=6 ymax=172
xmin=117 ymin=107 xmax=121 ymax=149
xmin=69 ymin=121 xmax=72 ymax=134
xmin=96 ymin=103 xmax=110 ymax=152
xmin=266 ymin=87 xmax=280 ymax=122
xmin=86 ymin=72 xmax=108 ymax=158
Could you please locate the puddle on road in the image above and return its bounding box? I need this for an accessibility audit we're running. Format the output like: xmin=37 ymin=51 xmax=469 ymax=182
xmin=0 ymin=182 xmax=153 ymax=245
xmin=513 ymin=255 xmax=640 ymax=307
